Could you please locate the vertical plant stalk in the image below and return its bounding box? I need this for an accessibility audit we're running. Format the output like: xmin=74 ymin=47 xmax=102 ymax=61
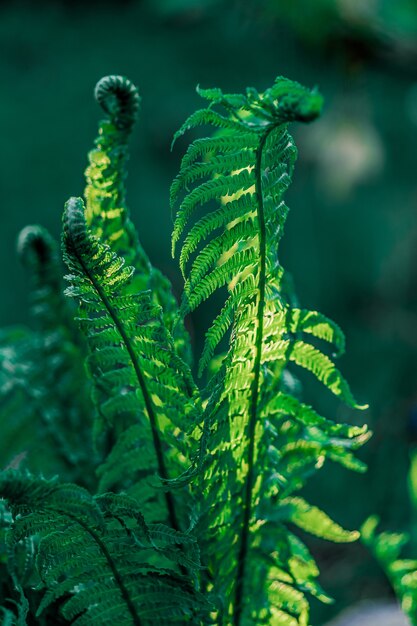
xmin=233 ymin=128 xmax=272 ymax=625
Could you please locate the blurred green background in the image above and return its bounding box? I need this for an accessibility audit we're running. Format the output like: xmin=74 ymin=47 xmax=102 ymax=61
xmin=1 ymin=0 xmax=417 ymax=622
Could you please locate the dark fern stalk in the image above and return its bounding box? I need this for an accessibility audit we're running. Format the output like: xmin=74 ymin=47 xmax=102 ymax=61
xmin=233 ymin=129 xmax=270 ymax=625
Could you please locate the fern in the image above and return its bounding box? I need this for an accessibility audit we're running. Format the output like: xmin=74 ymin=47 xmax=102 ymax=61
xmin=0 ymin=226 xmax=94 ymax=483
xmin=362 ymin=517 xmax=417 ymax=624
xmin=171 ymin=78 xmax=369 ymax=624
xmin=85 ymin=75 xmax=191 ymax=365
xmin=361 ymin=450 xmax=417 ymax=625
xmin=0 ymin=471 xmax=206 ymax=625
xmin=62 ymin=197 xmax=200 ymax=528
xmin=0 ymin=74 xmax=371 ymax=625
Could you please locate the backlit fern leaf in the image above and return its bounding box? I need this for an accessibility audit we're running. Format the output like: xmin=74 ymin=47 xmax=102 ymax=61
xmin=172 ymin=78 xmax=369 ymax=624
xmin=0 ymin=470 xmax=207 ymax=625
xmin=85 ymin=75 xmax=191 ymax=364
xmin=62 ymin=197 xmax=200 ymax=527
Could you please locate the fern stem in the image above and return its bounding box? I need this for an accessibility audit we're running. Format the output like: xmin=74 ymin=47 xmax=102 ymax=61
xmin=72 ymin=246 xmax=181 ymax=534
xmin=233 ymin=128 xmax=271 ymax=626
xmin=67 ymin=513 xmax=142 ymax=626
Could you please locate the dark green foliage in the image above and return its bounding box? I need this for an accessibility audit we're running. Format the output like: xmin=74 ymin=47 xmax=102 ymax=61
xmin=1 ymin=225 xmax=94 ymax=483
xmin=0 ymin=75 xmax=369 ymax=625
xmin=0 ymin=471 xmax=205 ymax=625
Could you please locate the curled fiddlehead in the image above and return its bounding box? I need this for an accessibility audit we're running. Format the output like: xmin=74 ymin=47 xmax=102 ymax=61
xmin=94 ymin=75 xmax=141 ymax=132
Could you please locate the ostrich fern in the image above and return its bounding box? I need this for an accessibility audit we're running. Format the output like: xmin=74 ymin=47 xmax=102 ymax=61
xmin=0 ymin=75 xmax=369 ymax=625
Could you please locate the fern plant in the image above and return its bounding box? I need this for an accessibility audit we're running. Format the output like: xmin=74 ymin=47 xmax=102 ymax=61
xmin=0 ymin=74 xmax=369 ymax=625
xmin=361 ymin=449 xmax=417 ymax=625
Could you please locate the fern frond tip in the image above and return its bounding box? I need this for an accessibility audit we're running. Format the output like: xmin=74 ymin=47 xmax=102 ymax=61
xmin=17 ymin=224 xmax=58 ymax=270
xmin=95 ymin=75 xmax=140 ymax=131
xmin=270 ymin=77 xmax=324 ymax=123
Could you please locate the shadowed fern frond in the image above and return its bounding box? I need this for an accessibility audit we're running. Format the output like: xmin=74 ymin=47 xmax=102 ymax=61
xmin=62 ymin=197 xmax=201 ymax=527
xmin=0 ymin=470 xmax=207 ymax=625
xmin=0 ymin=226 xmax=94 ymax=483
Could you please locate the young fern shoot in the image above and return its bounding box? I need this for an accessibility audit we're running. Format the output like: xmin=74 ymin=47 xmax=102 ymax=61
xmin=85 ymin=75 xmax=191 ymax=364
xmin=171 ymin=78 xmax=369 ymax=625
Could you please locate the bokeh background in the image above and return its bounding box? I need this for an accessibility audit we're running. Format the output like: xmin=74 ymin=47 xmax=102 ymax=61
xmin=1 ymin=0 xmax=417 ymax=623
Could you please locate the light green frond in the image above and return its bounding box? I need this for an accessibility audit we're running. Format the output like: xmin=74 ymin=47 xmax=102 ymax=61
xmin=172 ymin=168 xmax=255 ymax=256
xmin=289 ymin=309 xmax=346 ymax=356
xmin=289 ymin=341 xmax=362 ymax=408
xmin=85 ymin=74 xmax=192 ymax=364
xmin=172 ymin=77 xmax=367 ymax=625
xmin=172 ymin=108 xmax=253 ymax=148
xmin=278 ymin=497 xmax=359 ymax=542
xmin=179 ymin=193 xmax=257 ymax=276
xmin=178 ymin=133 xmax=258 ymax=173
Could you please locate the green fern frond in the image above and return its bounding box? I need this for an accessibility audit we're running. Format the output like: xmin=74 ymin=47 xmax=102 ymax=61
xmin=362 ymin=516 xmax=417 ymax=625
xmin=18 ymin=225 xmax=65 ymax=330
xmin=172 ymin=78 xmax=368 ymax=624
xmin=0 ymin=226 xmax=94 ymax=483
xmin=0 ymin=470 xmax=207 ymax=625
xmin=85 ymin=75 xmax=192 ymax=364
xmin=0 ymin=73 xmax=372 ymax=626
xmin=62 ymin=197 xmax=200 ymax=528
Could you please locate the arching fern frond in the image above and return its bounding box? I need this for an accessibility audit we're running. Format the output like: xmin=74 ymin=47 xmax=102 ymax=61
xmin=0 ymin=470 xmax=207 ymax=625
xmin=62 ymin=197 xmax=200 ymax=528
xmin=172 ymin=78 xmax=369 ymax=624
xmin=85 ymin=75 xmax=191 ymax=364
